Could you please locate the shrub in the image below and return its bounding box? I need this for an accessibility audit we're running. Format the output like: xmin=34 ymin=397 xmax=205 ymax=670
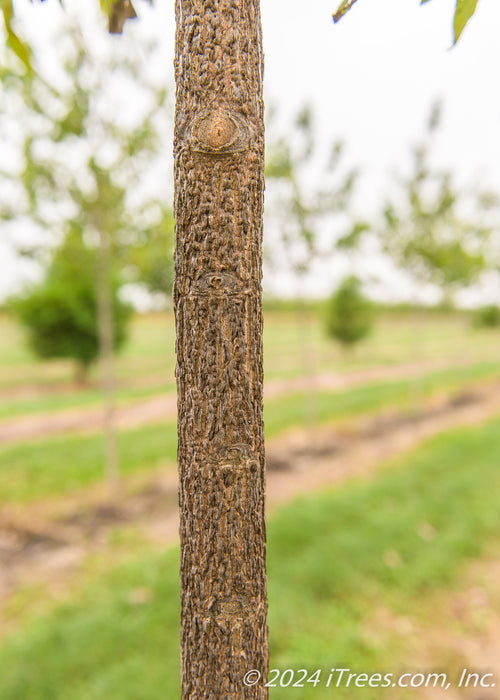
xmin=325 ymin=275 xmax=374 ymax=348
xmin=474 ymin=304 xmax=500 ymax=329
xmin=9 ymin=235 xmax=132 ymax=381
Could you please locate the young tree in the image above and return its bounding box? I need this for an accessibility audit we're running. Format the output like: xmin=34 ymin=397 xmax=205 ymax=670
xmin=10 ymin=231 xmax=132 ymax=383
xmin=380 ymin=107 xmax=490 ymax=306
xmin=0 ymin=19 xmax=171 ymax=488
xmin=326 ymin=274 xmax=374 ymax=350
xmin=474 ymin=304 xmax=500 ymax=329
xmin=174 ymin=1 xmax=268 ymax=697
xmin=265 ymin=105 xmax=359 ymax=298
xmin=265 ymin=106 xmax=361 ymax=424
xmin=126 ymin=208 xmax=176 ymax=304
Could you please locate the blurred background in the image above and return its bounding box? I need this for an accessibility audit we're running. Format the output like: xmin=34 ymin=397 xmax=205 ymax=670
xmin=1 ymin=0 xmax=500 ymax=698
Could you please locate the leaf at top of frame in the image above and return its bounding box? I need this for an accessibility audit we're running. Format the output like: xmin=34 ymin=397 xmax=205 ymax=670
xmin=1 ymin=0 xmax=32 ymax=71
xmin=453 ymin=0 xmax=479 ymax=44
xmin=333 ymin=0 xmax=358 ymax=23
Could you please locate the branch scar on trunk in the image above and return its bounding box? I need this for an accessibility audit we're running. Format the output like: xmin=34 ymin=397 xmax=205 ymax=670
xmin=190 ymin=272 xmax=250 ymax=297
xmin=188 ymin=110 xmax=253 ymax=156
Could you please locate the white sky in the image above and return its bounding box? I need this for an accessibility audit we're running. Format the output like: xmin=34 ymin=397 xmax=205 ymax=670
xmin=262 ymin=0 xmax=500 ymax=208
xmin=1 ymin=0 xmax=500 ymax=302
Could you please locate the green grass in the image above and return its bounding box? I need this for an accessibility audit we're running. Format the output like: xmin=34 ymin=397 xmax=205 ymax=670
xmin=0 ymin=359 xmax=498 ymax=504
xmin=0 ymin=422 xmax=179 ymax=503
xmin=2 ymin=413 xmax=500 ymax=699
xmin=0 ymin=550 xmax=181 ymax=700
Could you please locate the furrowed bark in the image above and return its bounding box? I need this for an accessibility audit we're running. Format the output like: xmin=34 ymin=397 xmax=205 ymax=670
xmin=174 ymin=1 xmax=268 ymax=698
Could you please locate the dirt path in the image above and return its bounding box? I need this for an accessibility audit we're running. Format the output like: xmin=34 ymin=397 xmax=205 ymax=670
xmin=1 ymin=379 xmax=500 ymax=639
xmin=0 ymin=357 xmax=482 ymax=445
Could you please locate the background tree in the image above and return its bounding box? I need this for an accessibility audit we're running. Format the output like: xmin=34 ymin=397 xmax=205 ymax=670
xmin=10 ymin=231 xmax=132 ymax=383
xmin=265 ymin=106 xmax=362 ymax=423
xmin=265 ymin=105 xmax=360 ymax=298
xmin=126 ymin=208 xmax=176 ymax=305
xmin=338 ymin=104 xmax=494 ymax=406
xmin=380 ymin=107 xmax=489 ymax=308
xmin=379 ymin=105 xmax=493 ymax=406
xmin=475 ymin=304 xmax=500 ymax=329
xmin=331 ymin=103 xmax=495 ymax=312
xmin=0 ymin=19 xmax=172 ymax=488
xmin=325 ymin=274 xmax=374 ymax=350
xmin=174 ymin=0 xmax=268 ymax=696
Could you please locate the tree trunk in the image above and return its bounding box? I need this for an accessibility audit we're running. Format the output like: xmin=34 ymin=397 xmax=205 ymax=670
xmin=96 ymin=229 xmax=120 ymax=492
xmin=174 ymin=1 xmax=268 ymax=698
xmin=296 ymin=294 xmax=318 ymax=429
xmin=409 ymin=296 xmax=425 ymax=413
xmin=74 ymin=360 xmax=90 ymax=387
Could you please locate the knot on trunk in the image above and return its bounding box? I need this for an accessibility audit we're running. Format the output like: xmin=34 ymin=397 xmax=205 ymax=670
xmin=189 ymin=110 xmax=251 ymax=156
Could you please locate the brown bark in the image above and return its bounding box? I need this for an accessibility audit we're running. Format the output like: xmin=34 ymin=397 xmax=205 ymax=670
xmin=174 ymin=1 xmax=268 ymax=698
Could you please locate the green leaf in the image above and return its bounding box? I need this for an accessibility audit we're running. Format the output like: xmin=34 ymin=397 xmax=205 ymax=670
xmin=333 ymin=0 xmax=358 ymax=23
xmin=453 ymin=0 xmax=479 ymax=44
xmin=99 ymin=0 xmax=115 ymax=17
xmin=1 ymin=0 xmax=32 ymax=71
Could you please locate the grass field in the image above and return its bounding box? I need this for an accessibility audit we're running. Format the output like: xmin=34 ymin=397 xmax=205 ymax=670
xmin=1 ymin=307 xmax=499 ymax=698
xmin=1 ymin=415 xmax=500 ymax=699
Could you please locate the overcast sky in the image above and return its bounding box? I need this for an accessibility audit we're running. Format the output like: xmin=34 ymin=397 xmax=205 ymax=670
xmin=1 ymin=0 xmax=500 ymax=301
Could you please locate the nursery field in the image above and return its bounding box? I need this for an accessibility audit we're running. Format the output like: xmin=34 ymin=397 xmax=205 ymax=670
xmin=1 ymin=416 xmax=500 ymax=699
xmin=0 ymin=308 xmax=499 ymax=699
xmin=0 ymin=308 xmax=497 ymax=417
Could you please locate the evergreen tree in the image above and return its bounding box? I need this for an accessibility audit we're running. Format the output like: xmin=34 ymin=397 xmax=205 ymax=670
xmin=326 ymin=275 xmax=374 ymax=348
xmin=10 ymin=232 xmax=132 ymax=382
